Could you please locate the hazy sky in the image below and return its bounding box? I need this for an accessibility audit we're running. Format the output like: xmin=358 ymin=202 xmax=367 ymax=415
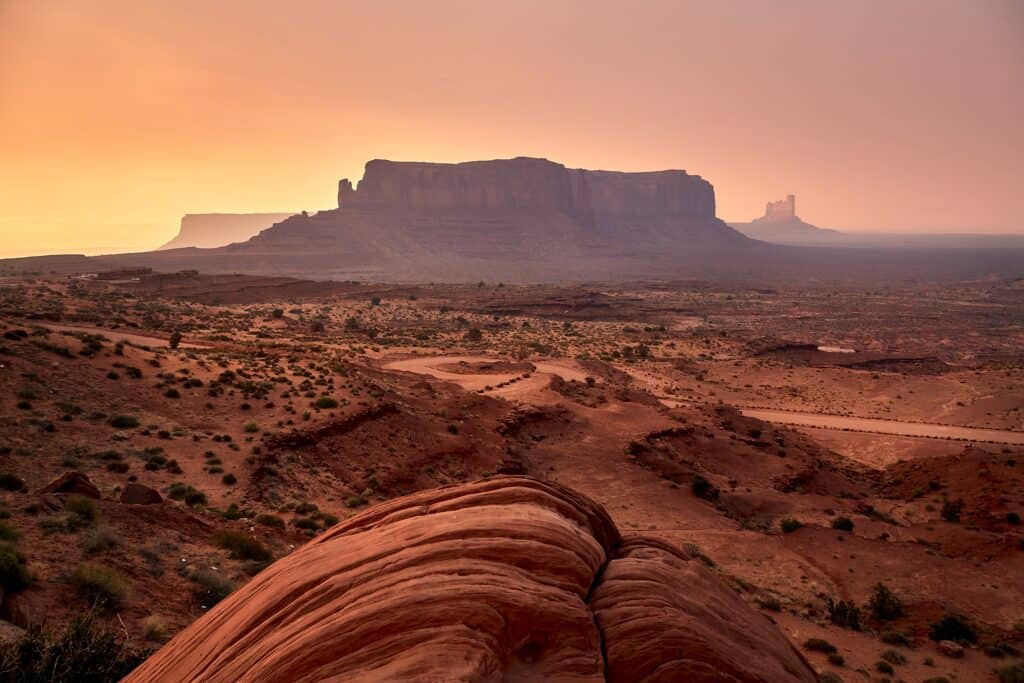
xmin=1 ymin=1 xmax=1022 ymax=256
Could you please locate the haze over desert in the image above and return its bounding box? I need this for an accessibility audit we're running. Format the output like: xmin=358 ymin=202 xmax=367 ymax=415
xmin=0 ymin=2 xmax=1023 ymax=682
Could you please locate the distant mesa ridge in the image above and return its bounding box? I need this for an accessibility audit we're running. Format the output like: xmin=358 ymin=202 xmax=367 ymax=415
xmin=3 ymin=159 xmax=1023 ymax=282
xmin=160 ymin=212 xmax=295 ymax=250
xmin=336 ymin=157 xmax=717 ymax=220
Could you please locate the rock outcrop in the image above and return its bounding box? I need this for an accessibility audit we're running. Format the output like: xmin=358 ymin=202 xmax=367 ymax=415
xmin=126 ymin=476 xmax=815 ymax=683
xmin=337 ymin=157 xmax=716 ymax=221
xmin=160 ymin=213 xmax=295 ymax=250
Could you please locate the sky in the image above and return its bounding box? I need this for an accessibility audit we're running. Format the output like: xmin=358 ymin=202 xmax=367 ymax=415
xmin=1 ymin=1 xmax=1022 ymax=257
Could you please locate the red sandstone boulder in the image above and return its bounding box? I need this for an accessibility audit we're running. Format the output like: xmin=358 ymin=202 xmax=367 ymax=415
xmin=125 ymin=476 xmax=816 ymax=683
xmin=120 ymin=483 xmax=162 ymax=505
xmin=37 ymin=471 xmax=100 ymax=499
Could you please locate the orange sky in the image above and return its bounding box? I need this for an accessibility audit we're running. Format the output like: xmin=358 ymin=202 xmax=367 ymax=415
xmin=1 ymin=0 xmax=1022 ymax=257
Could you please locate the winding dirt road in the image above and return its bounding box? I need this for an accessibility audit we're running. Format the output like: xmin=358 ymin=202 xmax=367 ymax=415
xmin=385 ymin=354 xmax=1024 ymax=445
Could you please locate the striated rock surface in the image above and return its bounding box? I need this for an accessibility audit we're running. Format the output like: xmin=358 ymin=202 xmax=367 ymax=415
xmin=127 ymin=476 xmax=816 ymax=683
xmin=592 ymin=538 xmax=817 ymax=682
xmin=160 ymin=213 xmax=295 ymax=250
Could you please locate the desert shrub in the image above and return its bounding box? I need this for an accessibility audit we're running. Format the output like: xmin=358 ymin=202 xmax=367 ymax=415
xmin=243 ymin=421 xmax=259 ymax=433
xmin=880 ymin=630 xmax=911 ymax=646
xmin=163 ymin=388 xmax=180 ymax=399
xmin=827 ymin=598 xmax=862 ymax=630
xmin=831 ymin=516 xmax=854 ymax=532
xmin=345 ymin=495 xmax=367 ymax=508
xmin=71 ymin=563 xmax=129 ymax=610
xmin=0 ymin=545 xmax=31 ymax=592
xmin=317 ymin=512 xmax=339 ymax=527
xmin=313 ymin=396 xmax=338 ymax=409
xmin=0 ymin=611 xmax=145 ymax=680
xmin=691 ymin=474 xmax=719 ymax=501
xmin=0 ymin=522 xmax=20 ymax=543
xmin=0 ymin=473 xmax=25 ymax=491
xmin=221 ymin=473 xmax=237 ymax=486
xmin=1007 ymin=512 xmax=1021 ymax=525
xmin=292 ymin=517 xmax=320 ymax=531
xmin=875 ymin=660 xmax=894 ymax=674
xmin=107 ymin=461 xmax=130 ymax=473
xmin=81 ymin=526 xmax=120 ymax=554
xmin=880 ymin=648 xmax=907 ymax=665
xmin=167 ymin=483 xmax=206 ymax=506
xmin=64 ymin=495 xmax=99 ymax=523
xmin=189 ymin=569 xmax=233 ymax=607
xmin=868 ymin=582 xmax=904 ymax=621
xmin=930 ymin=614 xmax=977 ymax=644
xmin=803 ymin=638 xmax=837 ymax=654
xmin=256 ymin=514 xmax=284 ymax=529
xmin=996 ymin=663 xmax=1024 ymax=683
xmin=819 ymin=674 xmax=843 ymax=683
xmin=295 ymin=502 xmax=318 ymax=515
xmin=780 ymin=518 xmax=802 ymax=533
xmin=141 ymin=615 xmax=168 ymax=642
xmin=464 ymin=328 xmax=483 ymax=342
xmin=941 ymin=498 xmax=964 ymax=522
xmin=827 ymin=652 xmax=845 ymax=666
xmin=213 ymin=530 xmax=270 ymax=562
xmin=107 ymin=415 xmax=139 ymax=429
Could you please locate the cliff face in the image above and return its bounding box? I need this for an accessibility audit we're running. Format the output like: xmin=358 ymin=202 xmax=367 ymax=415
xmin=160 ymin=213 xmax=294 ymax=250
xmin=337 ymin=157 xmax=715 ymax=221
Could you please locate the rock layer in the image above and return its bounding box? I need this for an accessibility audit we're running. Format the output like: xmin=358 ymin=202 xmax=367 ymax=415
xmin=127 ymin=477 xmax=816 ymax=683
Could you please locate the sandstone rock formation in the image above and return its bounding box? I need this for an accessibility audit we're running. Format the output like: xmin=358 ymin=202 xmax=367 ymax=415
xmin=730 ymin=194 xmax=842 ymax=246
xmin=160 ymin=213 xmax=294 ymax=250
xmin=119 ymin=483 xmax=163 ymax=505
xmin=38 ymin=471 xmax=100 ymax=499
xmin=126 ymin=476 xmax=815 ymax=683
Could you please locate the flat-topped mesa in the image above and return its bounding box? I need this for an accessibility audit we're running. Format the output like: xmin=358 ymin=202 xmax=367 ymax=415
xmin=337 ymin=157 xmax=716 ymax=219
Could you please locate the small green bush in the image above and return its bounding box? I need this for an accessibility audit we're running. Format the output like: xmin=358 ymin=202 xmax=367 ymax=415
xmin=0 ymin=611 xmax=145 ymax=680
xmin=71 ymin=563 xmax=129 ymax=610
xmin=831 ymin=516 xmax=854 ymax=532
xmin=803 ymin=638 xmax=837 ymax=654
xmin=65 ymin=495 xmax=99 ymax=523
xmin=780 ymin=518 xmax=802 ymax=533
xmin=213 ymin=530 xmax=271 ymax=562
xmin=107 ymin=415 xmax=140 ymax=429
xmin=81 ymin=527 xmax=120 ymax=554
xmin=313 ymin=396 xmax=338 ymax=410
xmin=256 ymin=514 xmax=284 ymax=529
xmin=0 ymin=544 xmax=31 ymax=592
xmin=827 ymin=598 xmax=862 ymax=630
xmin=868 ymin=582 xmax=904 ymax=621
xmin=190 ymin=569 xmax=233 ymax=607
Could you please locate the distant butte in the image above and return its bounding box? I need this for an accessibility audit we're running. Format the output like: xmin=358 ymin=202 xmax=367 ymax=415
xmin=2 ymin=158 xmax=1023 ymax=282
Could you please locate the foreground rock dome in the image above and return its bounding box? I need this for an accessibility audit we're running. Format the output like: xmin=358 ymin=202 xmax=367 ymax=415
xmin=126 ymin=477 xmax=816 ymax=682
